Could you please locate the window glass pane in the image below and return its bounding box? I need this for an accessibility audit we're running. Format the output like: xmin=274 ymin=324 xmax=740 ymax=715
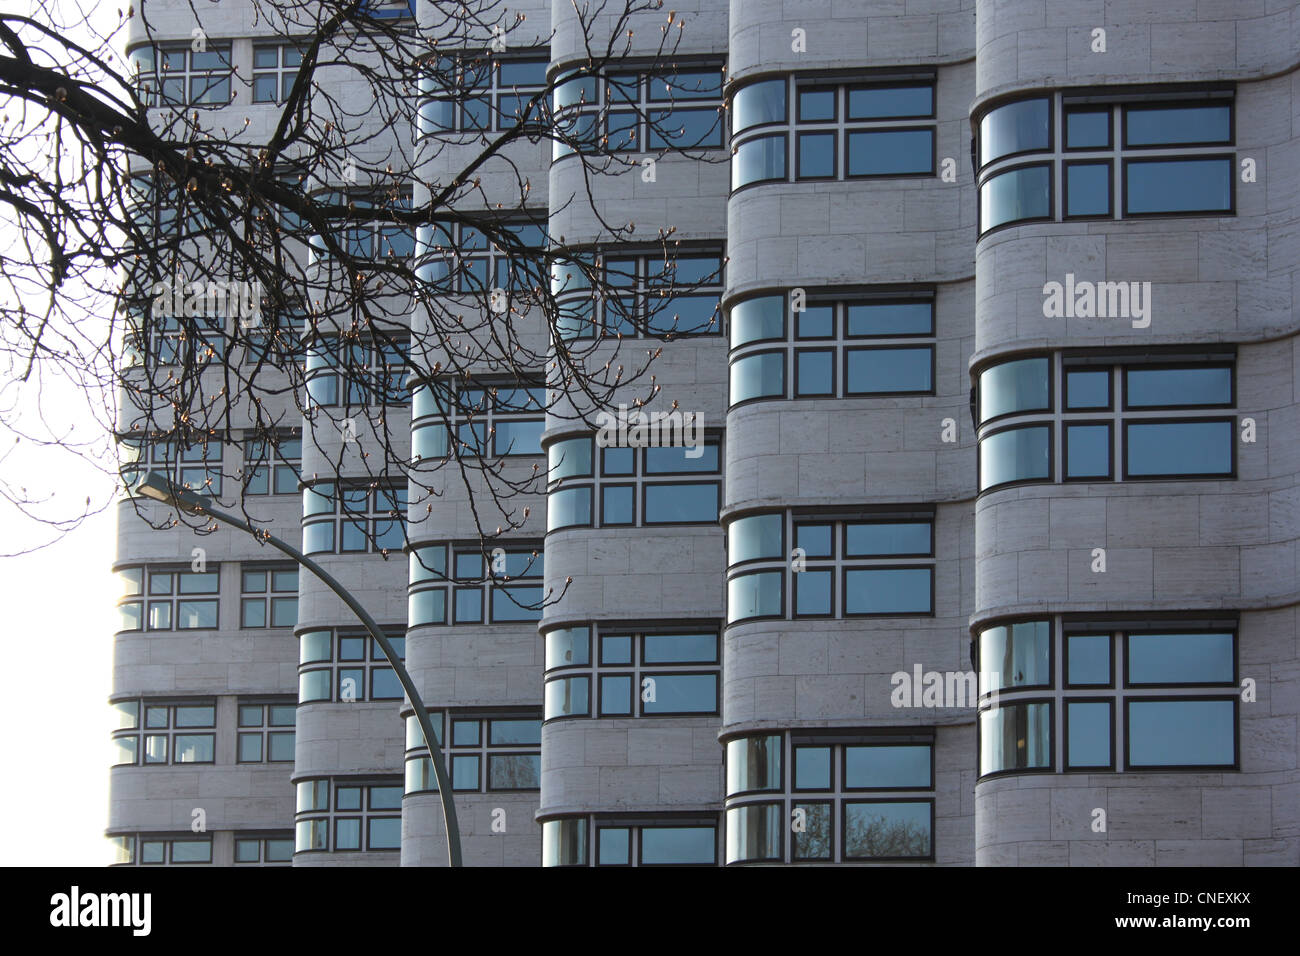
xmin=796 ymin=305 xmax=834 ymax=339
xmin=302 ymin=522 xmax=334 ymax=555
xmin=644 ymin=483 xmax=717 ymax=523
xmin=174 ymin=734 xmax=214 ymax=762
xmin=1067 ymin=702 xmax=1111 ymax=768
xmin=794 ymin=746 xmax=831 ymax=790
xmin=600 ymin=675 xmax=633 ymax=715
xmin=727 ymin=570 xmax=782 ymax=622
xmin=797 ymin=132 xmax=835 ymax=177
xmin=140 ymin=840 xmax=164 ymax=864
xmin=1127 ymin=700 xmax=1235 ymax=767
xmin=843 ymin=802 xmax=931 ymax=859
xmin=453 ymin=588 xmax=482 ymax=623
xmin=371 ymin=668 xmax=402 ymax=699
xmin=648 ymin=107 xmax=722 ymax=149
xmin=732 ymin=78 xmax=786 ymax=133
xmin=179 ymin=572 xmax=219 ymax=594
xmin=241 ymin=599 xmax=266 ymax=628
xmin=544 ymin=676 xmax=589 ymax=718
xmin=548 ymin=437 xmax=592 ymax=479
xmin=726 ymin=735 xmax=782 ymax=794
xmin=298 ymin=669 xmax=331 ymax=703
xmin=797 ymin=88 xmax=835 ymax=121
xmin=794 ymin=523 xmax=832 ymax=558
xmin=409 ymin=589 xmax=447 ymax=626
xmin=238 ymin=734 xmax=263 ymax=762
xmin=1125 ymin=105 xmax=1230 ymax=146
xmin=113 ymin=736 xmax=138 ymax=765
xmin=1065 ymin=109 xmax=1110 ymax=148
xmin=795 ymin=350 xmax=834 ymax=396
xmin=730 ymin=352 xmax=785 ymax=404
xmin=494 ymin=419 xmax=544 ymax=456
xmin=545 ymin=627 xmax=591 ymax=669
xmin=296 ymin=780 xmax=328 ymax=812
xmin=980 ymin=164 xmax=1051 ymax=231
xmin=601 ymin=485 xmax=634 ymax=525
xmin=234 ymin=839 xmax=259 ymax=863
xmin=1125 ymin=421 xmax=1232 ymax=476
xmin=601 ymin=634 xmax=632 ymax=664
xmin=844 ymin=745 xmax=931 ymax=789
xmin=1067 ymin=634 xmax=1111 ymax=685
xmin=845 ymin=302 xmax=932 ymax=337
xmin=295 ymin=819 xmax=327 ymax=852
xmin=1066 ymin=369 xmax=1109 ymax=409
xmin=239 ymin=705 xmax=263 ymax=727
xmin=846 ymin=129 xmax=933 ymax=176
xmin=979 ymin=620 xmax=1051 ymax=691
xmin=488 ymin=754 xmax=540 ymax=790
xmin=732 ymin=134 xmax=786 ymax=189
xmin=1065 ymin=424 xmax=1111 ymax=478
xmin=642 ymin=674 xmax=716 ymax=714
xmin=1125 ymin=367 xmax=1231 ymax=407
xmin=643 ymin=632 xmax=717 ymax=664
xmin=542 ymin=819 xmax=586 ymax=867
xmin=845 ymin=347 xmax=931 ymax=393
xmin=795 ymin=569 xmax=832 ymax=615
xmin=793 ymin=802 xmax=832 ymax=860
xmin=1125 ymin=158 xmax=1232 ymax=214
xmin=728 ymin=513 xmax=783 ymax=565
xmin=489 ymin=719 xmax=542 ymax=746
xmin=176 ymin=600 xmax=217 ymax=629
xmin=270 ymin=597 xmax=298 ymax=627
xmin=268 ymin=733 xmax=295 ymax=761
xmin=547 ymin=486 xmax=592 ymax=531
xmin=844 ymin=568 xmax=931 ymax=614
xmin=452 ymin=754 xmax=480 ymax=790
xmin=299 ymin=631 xmax=331 ymax=664
xmin=1127 ymin=632 xmax=1234 ymax=684
xmin=641 ymin=827 xmax=715 ymax=865
xmin=980 ymin=703 xmax=1051 ymax=774
xmin=729 ymin=295 xmax=784 ymax=347
xmin=845 ymin=522 xmax=931 ymax=556
xmin=1066 ymin=162 xmax=1110 ymax=217
xmin=980 ymin=425 xmax=1051 ymax=490
xmin=175 ymin=705 xmax=214 ymax=727
xmin=171 ymin=840 xmax=211 ymax=863
xmin=725 ymin=804 xmax=782 ymax=863
xmin=979 ymin=98 xmax=1049 ymax=165
xmin=644 ymin=444 xmax=719 ymax=474
xmin=409 ymin=546 xmax=447 ymax=584
xmin=492 ymin=585 xmax=542 ymax=622
xmin=597 ymin=827 xmax=630 ymax=865
xmin=266 ymin=839 xmax=294 ymax=862
xmin=602 ymin=446 xmax=634 ymax=475
xmin=848 ymin=85 xmax=932 ymax=119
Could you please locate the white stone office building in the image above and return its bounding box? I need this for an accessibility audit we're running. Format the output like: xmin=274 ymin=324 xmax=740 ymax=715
xmin=109 ymin=0 xmax=1299 ymax=866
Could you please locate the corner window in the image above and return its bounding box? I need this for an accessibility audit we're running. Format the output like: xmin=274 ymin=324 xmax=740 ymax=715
xmin=130 ymin=44 xmax=232 ymax=107
xmin=115 ymin=565 xmax=219 ymax=632
xmin=111 ymin=699 xmax=216 ymax=766
xmin=543 ymin=815 xmax=719 ymax=867
xmin=419 ymin=54 xmax=548 ymax=134
xmin=410 ymin=381 xmax=545 ymax=460
xmin=302 ymin=482 xmax=407 ymax=555
xmin=406 ymin=543 xmax=543 ymax=625
xmin=403 ymin=710 xmax=542 ymax=794
xmin=553 ymin=249 xmax=723 ymax=340
xmin=297 ymin=629 xmax=406 ymax=703
xmin=294 ymin=778 xmax=403 ymax=853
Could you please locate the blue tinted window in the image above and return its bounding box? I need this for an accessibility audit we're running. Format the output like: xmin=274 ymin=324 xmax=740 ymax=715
xmin=601 ymin=635 xmax=632 ymax=664
xmin=794 ymin=747 xmax=831 ymax=789
xmin=371 ymin=668 xmax=402 ymax=699
xmin=732 ymin=134 xmax=786 ymax=189
xmin=1127 ymin=700 xmax=1235 ymax=766
xmin=602 ymin=446 xmax=635 ymax=475
xmin=1125 ymin=105 xmax=1230 ymax=146
xmin=544 ymin=676 xmax=588 ymax=718
xmin=498 ymin=59 xmax=545 ymax=87
xmin=843 ymin=802 xmax=931 ymax=859
xmin=795 ymin=350 xmax=834 ymax=395
xmin=647 ymin=293 xmax=718 ymax=335
xmin=547 ymin=486 xmax=592 ymax=531
xmin=798 ymin=88 xmax=835 ymax=121
xmin=795 ymin=569 xmax=832 ymax=615
xmin=844 ymin=568 xmax=931 ymax=615
xmin=797 ymin=132 xmax=836 ymax=178
xmin=1066 ymin=162 xmax=1110 ymax=217
xmin=796 ymin=305 xmax=834 ymax=338
xmin=451 ymin=754 xmax=479 ymax=790
xmin=980 ymin=357 xmax=1049 ymax=422
xmin=979 ymin=98 xmax=1049 ymax=165
xmin=733 ymin=79 xmax=786 ymax=133
xmin=641 ymin=827 xmax=715 ymax=865
xmin=1067 ymin=702 xmax=1111 ymax=768
xmin=1065 ymin=109 xmax=1110 ymax=148
xmin=1065 ymin=424 xmax=1111 ymax=478
xmin=980 ymin=164 xmax=1051 ymax=230
xmin=493 ymin=419 xmax=543 ymax=456
xmin=1125 ymin=421 xmax=1232 ymax=476
xmin=727 ymin=571 xmax=782 ymax=622
xmin=453 ymin=588 xmax=482 ymax=623
xmin=600 ymin=675 xmax=633 ymax=715
xmin=729 ymin=513 xmax=784 ymax=564
xmin=1127 ymin=632 xmax=1234 ymax=684
xmin=492 ymin=585 xmax=542 ymax=622
xmin=644 ymin=483 xmax=717 ymax=524
xmin=795 ymin=523 xmax=832 ymax=557
xmin=643 ymin=633 xmax=716 ymax=663
xmin=1125 ymin=367 xmax=1231 ymax=407
xmin=845 ymin=347 xmax=932 ymax=394
xmin=1125 ymin=158 xmax=1232 ymax=214
xmin=730 ymin=295 xmax=785 ymax=347
xmin=844 ymin=745 xmax=931 ymax=789
xmin=846 ymin=129 xmax=933 ymax=176
xmin=1067 ymin=634 xmax=1111 ymax=685
xmin=848 ymin=85 xmax=932 ymax=119
xmin=980 ymin=425 xmax=1051 ymax=490
xmin=601 ymin=485 xmax=634 ymax=525
xmin=845 ymin=522 xmax=931 ymax=556
xmin=644 ymin=674 xmax=717 ymax=714
xmin=730 ymin=352 xmax=784 ymax=403
xmin=846 ymin=302 xmax=932 ymax=337
xmin=488 ymin=754 xmax=540 ymax=790
xmin=645 ymin=444 xmax=719 ymax=474
xmin=979 ymin=620 xmax=1051 ymax=691
xmin=1066 ymin=369 xmax=1109 ymax=409
xmin=598 ymin=827 xmax=630 ymax=865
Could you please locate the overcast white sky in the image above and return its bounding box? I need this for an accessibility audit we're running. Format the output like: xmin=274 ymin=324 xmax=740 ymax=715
xmin=0 ymin=0 xmax=129 ymax=866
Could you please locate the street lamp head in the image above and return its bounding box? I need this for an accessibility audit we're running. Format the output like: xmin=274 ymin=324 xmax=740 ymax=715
xmin=133 ymin=471 xmax=209 ymax=515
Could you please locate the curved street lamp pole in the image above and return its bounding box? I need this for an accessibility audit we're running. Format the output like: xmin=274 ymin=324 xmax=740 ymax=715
xmin=133 ymin=471 xmax=462 ymax=867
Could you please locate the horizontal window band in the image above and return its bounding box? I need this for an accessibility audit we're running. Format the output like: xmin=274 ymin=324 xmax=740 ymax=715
xmin=1060 ymin=347 xmax=1236 ymax=366
xmin=1061 ymin=85 xmax=1233 ymax=106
